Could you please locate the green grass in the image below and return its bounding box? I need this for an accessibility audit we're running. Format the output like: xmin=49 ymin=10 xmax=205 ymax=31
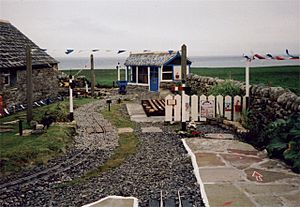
xmin=0 ymin=97 xmax=96 ymax=175
xmin=60 ymin=69 xmax=126 ymax=87
xmin=61 ymin=66 xmax=300 ymax=95
xmin=65 ymin=102 xmax=138 ymax=185
xmin=191 ymin=65 xmax=300 ymax=95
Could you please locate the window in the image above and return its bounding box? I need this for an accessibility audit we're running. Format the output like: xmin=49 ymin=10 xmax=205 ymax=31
xmin=138 ymin=66 xmax=148 ymax=84
xmin=2 ymin=71 xmax=17 ymax=86
xmin=162 ymin=65 xmax=173 ymax=81
xmin=131 ymin=66 xmax=136 ymax=82
xmin=3 ymin=74 xmax=10 ymax=86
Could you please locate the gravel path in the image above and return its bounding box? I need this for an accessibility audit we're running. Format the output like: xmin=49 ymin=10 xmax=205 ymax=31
xmin=0 ymin=87 xmax=233 ymax=207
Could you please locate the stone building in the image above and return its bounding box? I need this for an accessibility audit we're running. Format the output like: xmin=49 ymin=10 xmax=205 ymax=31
xmin=124 ymin=51 xmax=192 ymax=92
xmin=0 ymin=20 xmax=60 ymax=107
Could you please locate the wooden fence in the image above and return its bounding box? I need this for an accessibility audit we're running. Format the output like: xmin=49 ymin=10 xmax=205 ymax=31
xmin=165 ymin=94 xmax=247 ymax=122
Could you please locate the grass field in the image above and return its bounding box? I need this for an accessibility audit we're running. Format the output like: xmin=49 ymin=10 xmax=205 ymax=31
xmin=61 ymin=65 xmax=300 ymax=95
xmin=191 ymin=65 xmax=300 ymax=95
xmin=0 ymin=98 xmax=95 ymax=175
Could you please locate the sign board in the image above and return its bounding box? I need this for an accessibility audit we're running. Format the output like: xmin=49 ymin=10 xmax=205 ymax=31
xmin=167 ymin=99 xmax=176 ymax=106
xmin=173 ymin=66 xmax=181 ymax=81
xmin=200 ymin=100 xmax=214 ymax=118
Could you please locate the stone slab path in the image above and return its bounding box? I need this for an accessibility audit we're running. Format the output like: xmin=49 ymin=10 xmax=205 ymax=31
xmin=184 ymin=134 xmax=300 ymax=207
xmin=141 ymin=127 xmax=163 ymax=133
xmin=82 ymin=196 xmax=138 ymax=207
xmin=126 ymin=103 xmax=164 ymax=123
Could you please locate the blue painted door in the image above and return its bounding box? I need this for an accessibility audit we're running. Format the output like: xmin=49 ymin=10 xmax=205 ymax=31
xmin=150 ymin=67 xmax=159 ymax=92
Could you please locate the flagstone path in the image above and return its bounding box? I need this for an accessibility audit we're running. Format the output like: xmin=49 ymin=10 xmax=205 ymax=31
xmin=184 ymin=134 xmax=300 ymax=207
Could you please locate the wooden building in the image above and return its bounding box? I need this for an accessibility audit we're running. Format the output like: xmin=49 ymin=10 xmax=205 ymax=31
xmin=0 ymin=19 xmax=60 ymax=107
xmin=123 ymin=51 xmax=192 ymax=92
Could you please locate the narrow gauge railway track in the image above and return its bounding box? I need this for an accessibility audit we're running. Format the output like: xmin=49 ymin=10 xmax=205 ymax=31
xmin=0 ymin=102 xmax=110 ymax=192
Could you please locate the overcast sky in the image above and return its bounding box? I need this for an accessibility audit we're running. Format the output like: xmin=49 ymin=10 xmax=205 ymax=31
xmin=1 ymin=0 xmax=299 ymax=57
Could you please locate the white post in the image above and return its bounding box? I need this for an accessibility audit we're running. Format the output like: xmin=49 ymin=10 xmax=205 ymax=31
xmin=245 ymin=60 xmax=250 ymax=97
xmin=85 ymin=81 xmax=88 ymax=93
xmin=148 ymin=66 xmax=150 ymax=90
xmin=125 ymin=66 xmax=128 ymax=81
xmin=181 ymin=83 xmax=186 ymax=130
xmin=117 ymin=63 xmax=120 ymax=81
xmin=69 ymin=75 xmax=74 ymax=121
xmin=136 ymin=66 xmax=138 ymax=84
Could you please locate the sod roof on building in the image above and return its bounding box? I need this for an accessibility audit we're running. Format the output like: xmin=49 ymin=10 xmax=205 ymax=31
xmin=0 ymin=20 xmax=58 ymax=69
xmin=124 ymin=51 xmax=191 ymax=67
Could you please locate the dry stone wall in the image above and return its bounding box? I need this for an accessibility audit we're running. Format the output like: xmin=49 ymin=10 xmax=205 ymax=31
xmin=1 ymin=66 xmax=60 ymax=107
xmin=186 ymin=74 xmax=300 ymax=128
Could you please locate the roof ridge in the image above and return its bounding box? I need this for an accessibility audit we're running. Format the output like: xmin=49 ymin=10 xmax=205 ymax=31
xmin=0 ymin=19 xmax=10 ymax=24
xmin=130 ymin=51 xmax=177 ymax=55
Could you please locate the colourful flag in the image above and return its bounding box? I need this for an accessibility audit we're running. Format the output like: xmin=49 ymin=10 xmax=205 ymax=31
xmin=253 ymin=54 xmax=266 ymax=59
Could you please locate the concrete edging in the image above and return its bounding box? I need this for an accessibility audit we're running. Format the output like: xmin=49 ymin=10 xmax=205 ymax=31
xmin=182 ymin=139 xmax=210 ymax=207
xmin=82 ymin=196 xmax=139 ymax=207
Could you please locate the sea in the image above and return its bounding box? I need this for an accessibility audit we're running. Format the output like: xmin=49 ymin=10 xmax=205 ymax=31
xmin=56 ymin=56 xmax=300 ymax=70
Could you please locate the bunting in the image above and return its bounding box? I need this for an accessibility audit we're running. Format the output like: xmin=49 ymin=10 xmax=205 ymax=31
xmin=243 ymin=49 xmax=300 ymax=61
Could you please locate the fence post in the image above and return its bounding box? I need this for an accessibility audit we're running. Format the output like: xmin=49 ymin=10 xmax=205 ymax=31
xmin=165 ymin=95 xmax=173 ymax=122
xmin=233 ymin=96 xmax=242 ymax=121
xmin=199 ymin=94 xmax=207 ymax=121
xmin=191 ymin=95 xmax=198 ymax=121
xmin=174 ymin=94 xmax=181 ymax=122
xmin=216 ymin=95 xmax=224 ymax=117
xmin=224 ymin=95 xmax=232 ymax=120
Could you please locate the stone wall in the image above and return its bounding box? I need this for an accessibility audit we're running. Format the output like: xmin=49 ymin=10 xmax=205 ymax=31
xmin=186 ymin=74 xmax=300 ymax=128
xmin=1 ymin=66 xmax=61 ymax=107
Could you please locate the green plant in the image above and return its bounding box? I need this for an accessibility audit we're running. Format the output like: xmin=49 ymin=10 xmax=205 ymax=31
xmin=208 ymin=80 xmax=242 ymax=96
xmin=239 ymin=109 xmax=251 ymax=129
xmin=266 ymin=113 xmax=300 ymax=173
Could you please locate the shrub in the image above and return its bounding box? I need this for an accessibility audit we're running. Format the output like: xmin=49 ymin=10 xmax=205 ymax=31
xmin=265 ymin=113 xmax=300 ymax=173
xmin=208 ymin=80 xmax=242 ymax=96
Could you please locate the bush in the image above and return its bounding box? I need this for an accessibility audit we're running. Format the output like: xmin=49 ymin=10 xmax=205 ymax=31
xmin=208 ymin=80 xmax=242 ymax=96
xmin=265 ymin=113 xmax=300 ymax=173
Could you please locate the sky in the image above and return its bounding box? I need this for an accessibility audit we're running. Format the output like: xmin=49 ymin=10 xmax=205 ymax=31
xmin=0 ymin=0 xmax=299 ymax=57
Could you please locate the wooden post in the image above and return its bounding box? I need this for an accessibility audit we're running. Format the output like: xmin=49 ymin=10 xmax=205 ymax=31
xmin=90 ymin=54 xmax=95 ymax=96
xmin=181 ymin=44 xmax=187 ymax=81
xmin=26 ymin=45 xmax=33 ymax=123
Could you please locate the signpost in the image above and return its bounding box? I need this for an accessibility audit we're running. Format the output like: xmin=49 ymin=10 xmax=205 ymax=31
xmin=69 ymin=75 xmax=74 ymax=121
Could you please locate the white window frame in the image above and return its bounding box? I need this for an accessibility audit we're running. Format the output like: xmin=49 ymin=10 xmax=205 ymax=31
xmin=161 ymin=65 xmax=173 ymax=81
xmin=3 ymin=73 xmax=10 ymax=86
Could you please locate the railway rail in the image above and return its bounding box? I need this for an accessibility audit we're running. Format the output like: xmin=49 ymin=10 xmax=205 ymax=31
xmin=0 ymin=100 xmax=116 ymax=193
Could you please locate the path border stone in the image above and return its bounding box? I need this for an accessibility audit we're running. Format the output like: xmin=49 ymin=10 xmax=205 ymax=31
xmin=182 ymin=139 xmax=210 ymax=207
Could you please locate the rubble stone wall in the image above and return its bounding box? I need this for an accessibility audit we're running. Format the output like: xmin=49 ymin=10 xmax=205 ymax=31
xmin=1 ymin=66 xmax=60 ymax=107
xmin=186 ymin=74 xmax=300 ymax=128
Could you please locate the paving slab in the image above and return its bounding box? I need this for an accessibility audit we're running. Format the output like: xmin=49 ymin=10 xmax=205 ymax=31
xmin=126 ymin=103 xmax=146 ymax=116
xmin=195 ymin=152 xmax=225 ymax=167
xmin=245 ymin=168 xmax=297 ymax=183
xmin=251 ymin=195 xmax=284 ymax=207
xmin=204 ymin=184 xmax=255 ymax=207
xmin=82 ymin=196 xmax=137 ymax=207
xmin=220 ymin=153 xmax=263 ymax=169
xmin=185 ymin=138 xmax=232 ymax=152
xmin=204 ymin=133 xmax=235 ymax=140
xmin=141 ymin=127 xmax=163 ymax=133
xmin=183 ymin=136 xmax=300 ymax=207
xmin=118 ymin=127 xmax=134 ymax=134
xmin=239 ymin=183 xmax=299 ymax=195
xmin=199 ymin=167 xmax=245 ymax=183
xmin=281 ymin=191 xmax=300 ymax=207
